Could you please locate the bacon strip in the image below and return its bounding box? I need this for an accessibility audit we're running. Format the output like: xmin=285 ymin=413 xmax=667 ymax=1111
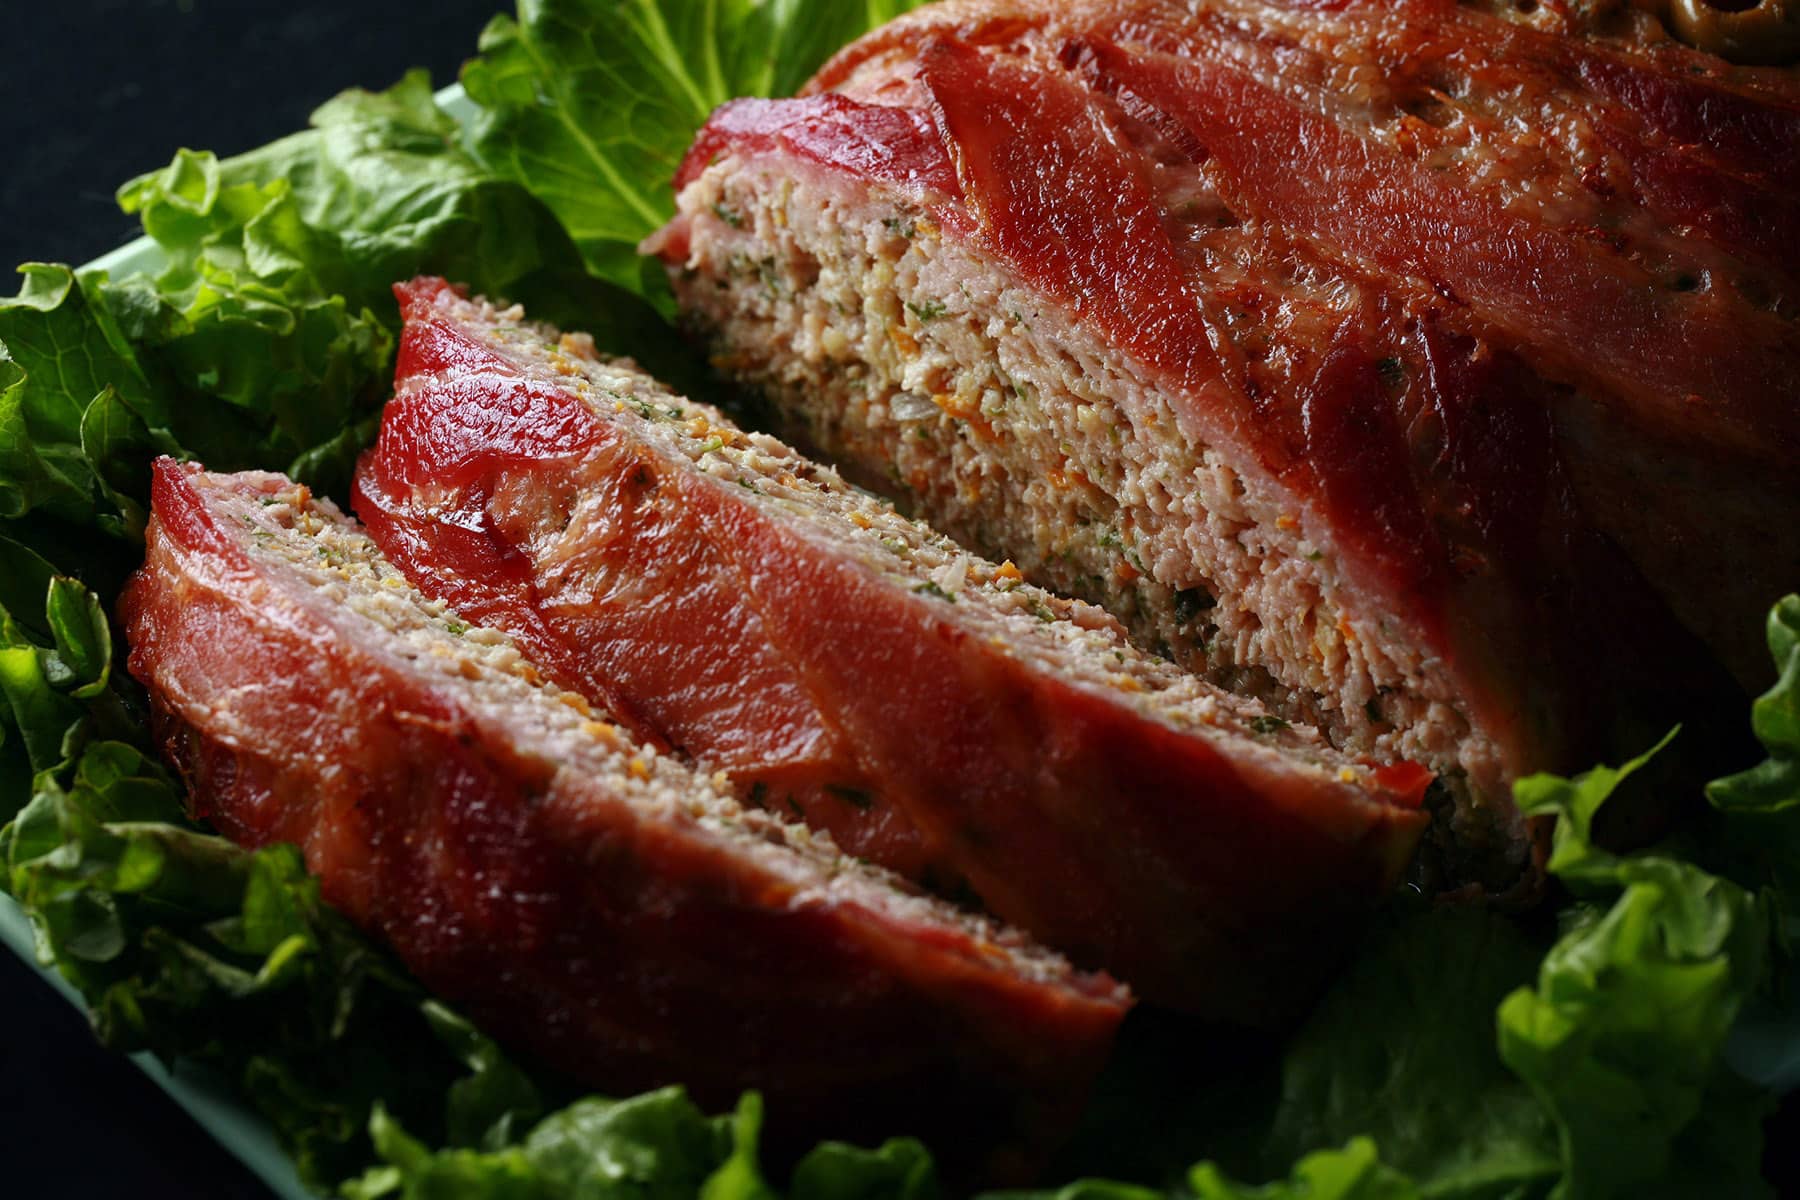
xmin=676 ymin=93 xmax=961 ymax=202
xmin=1078 ymin=39 xmax=1798 ymax=461
xmin=354 ymin=278 xmax=1432 ymax=1016
xmin=123 ymin=459 xmax=1130 ymax=1176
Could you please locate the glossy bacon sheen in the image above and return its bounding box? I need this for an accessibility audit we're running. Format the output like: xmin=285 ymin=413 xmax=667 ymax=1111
xmin=824 ymin=0 xmax=1798 ymax=685
xmin=353 ymin=279 xmax=1430 ymax=1017
xmin=668 ymin=0 xmax=1792 ymax=784
xmin=675 ymin=92 xmax=962 ymax=203
xmin=120 ymin=459 xmax=1127 ymax=1172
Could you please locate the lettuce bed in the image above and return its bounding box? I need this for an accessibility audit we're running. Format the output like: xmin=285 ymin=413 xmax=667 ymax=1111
xmin=4 ymin=3 xmax=1799 ymax=1197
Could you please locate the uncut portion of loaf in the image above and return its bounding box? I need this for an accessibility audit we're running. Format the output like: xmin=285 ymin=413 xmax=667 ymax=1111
xmin=652 ymin=0 xmax=1787 ymax=893
xmin=120 ymin=458 xmax=1127 ymax=1171
xmin=353 ymin=277 xmax=1428 ymax=1018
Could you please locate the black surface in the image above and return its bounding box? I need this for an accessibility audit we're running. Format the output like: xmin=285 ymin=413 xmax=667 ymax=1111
xmin=1 ymin=3 xmax=499 ymax=1194
xmin=1 ymin=0 xmax=498 ymax=275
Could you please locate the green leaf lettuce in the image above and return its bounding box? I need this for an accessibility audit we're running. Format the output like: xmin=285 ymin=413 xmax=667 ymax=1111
xmin=461 ymin=0 xmax=933 ymax=297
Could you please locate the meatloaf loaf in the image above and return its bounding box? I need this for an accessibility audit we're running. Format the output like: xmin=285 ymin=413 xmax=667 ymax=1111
xmin=351 ymin=277 xmax=1429 ymax=1018
xmin=120 ymin=458 xmax=1128 ymax=1170
xmin=650 ymin=0 xmax=1795 ymax=880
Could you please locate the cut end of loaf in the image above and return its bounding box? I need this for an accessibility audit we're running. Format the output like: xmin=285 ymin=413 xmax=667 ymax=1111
xmin=140 ymin=457 xmax=1129 ymax=1007
xmin=383 ymin=279 xmax=1435 ymax=822
xmin=358 ymin=279 xmax=1436 ymax=1016
xmin=659 ymin=158 xmax=1533 ymax=892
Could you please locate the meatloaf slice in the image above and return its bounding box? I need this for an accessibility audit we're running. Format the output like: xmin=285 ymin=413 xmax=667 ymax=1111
xmin=651 ymin=0 xmax=1786 ymax=881
xmin=119 ymin=458 xmax=1127 ymax=1172
xmin=351 ymin=277 xmax=1428 ymax=1019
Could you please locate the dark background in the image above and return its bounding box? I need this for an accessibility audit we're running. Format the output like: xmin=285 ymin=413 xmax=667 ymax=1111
xmin=1 ymin=3 xmax=499 ymax=1195
xmin=1 ymin=0 xmax=498 ymax=272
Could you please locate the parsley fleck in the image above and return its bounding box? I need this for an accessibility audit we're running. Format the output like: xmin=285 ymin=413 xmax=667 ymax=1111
xmin=1250 ymin=716 xmax=1290 ymax=735
xmin=913 ymin=581 xmax=957 ymax=603
xmin=711 ymin=202 xmax=744 ymax=228
xmin=905 ymin=299 xmax=947 ymax=322
xmin=756 ymin=257 xmax=782 ymax=298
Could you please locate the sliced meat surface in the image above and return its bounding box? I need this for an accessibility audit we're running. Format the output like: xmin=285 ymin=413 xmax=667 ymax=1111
xmin=651 ymin=0 xmax=1786 ymax=883
xmin=351 ymin=278 xmax=1429 ymax=1018
xmin=120 ymin=458 xmax=1128 ymax=1174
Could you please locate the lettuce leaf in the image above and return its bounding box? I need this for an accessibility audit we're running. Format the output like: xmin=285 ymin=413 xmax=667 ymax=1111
xmin=1710 ymin=597 xmax=1800 ymax=1099
xmin=103 ymin=69 xmax=584 ymax=489
xmin=1499 ymin=739 xmax=1779 ymax=1200
xmin=1707 ymin=597 xmax=1800 ymax=898
xmin=345 ymin=1087 xmax=953 ymax=1200
xmin=1258 ymin=908 xmax=1557 ymax=1198
xmin=1152 ymin=687 xmax=1790 ymax=1200
xmin=0 ymin=263 xmax=170 ymax=540
xmin=461 ymin=0 xmax=932 ymax=297
xmin=1 ymin=69 xmax=673 ymax=573
xmin=1189 ymin=1141 xmax=1420 ymax=1200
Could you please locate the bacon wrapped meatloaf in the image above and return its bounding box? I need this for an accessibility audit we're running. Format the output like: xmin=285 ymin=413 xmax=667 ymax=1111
xmin=351 ymin=278 xmax=1429 ymax=1018
xmin=651 ymin=0 xmax=1798 ymax=889
xmin=120 ymin=459 xmax=1128 ymax=1171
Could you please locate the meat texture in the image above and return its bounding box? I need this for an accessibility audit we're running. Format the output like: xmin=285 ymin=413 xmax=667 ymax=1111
xmin=120 ymin=458 xmax=1128 ymax=1173
xmin=351 ymin=277 xmax=1429 ymax=1018
xmin=651 ymin=0 xmax=1795 ymax=884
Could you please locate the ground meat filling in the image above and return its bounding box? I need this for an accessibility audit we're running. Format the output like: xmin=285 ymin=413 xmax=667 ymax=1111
xmin=413 ymin=288 xmax=1401 ymax=790
xmin=193 ymin=469 xmax=1116 ymax=993
xmin=666 ymin=163 xmax=1500 ymax=814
